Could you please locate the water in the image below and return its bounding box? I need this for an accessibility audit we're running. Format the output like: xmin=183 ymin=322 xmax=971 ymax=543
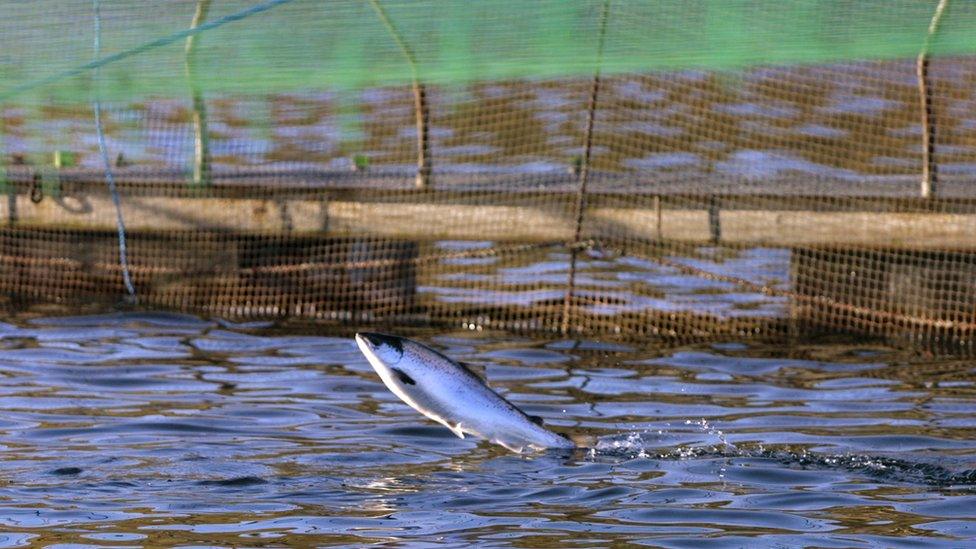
xmin=0 ymin=312 xmax=974 ymax=547
xmin=9 ymin=59 xmax=976 ymax=183
xmin=424 ymin=244 xmax=790 ymax=321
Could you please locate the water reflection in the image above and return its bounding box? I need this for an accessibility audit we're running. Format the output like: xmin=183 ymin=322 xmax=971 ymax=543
xmin=5 ymin=59 xmax=975 ymax=181
xmin=423 ymin=243 xmax=789 ymax=320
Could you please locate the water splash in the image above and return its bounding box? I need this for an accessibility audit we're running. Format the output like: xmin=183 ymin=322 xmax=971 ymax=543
xmin=590 ymin=431 xmax=650 ymax=459
xmin=686 ymin=417 xmax=736 ymax=450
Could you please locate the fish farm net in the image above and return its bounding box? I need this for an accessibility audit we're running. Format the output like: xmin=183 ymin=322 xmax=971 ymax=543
xmin=1 ymin=1 xmax=974 ymax=350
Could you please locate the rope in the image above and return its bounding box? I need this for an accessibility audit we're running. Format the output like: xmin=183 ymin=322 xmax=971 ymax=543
xmin=562 ymin=0 xmax=612 ymax=335
xmin=0 ymin=0 xmax=295 ymax=102
xmin=93 ymin=0 xmax=136 ymax=301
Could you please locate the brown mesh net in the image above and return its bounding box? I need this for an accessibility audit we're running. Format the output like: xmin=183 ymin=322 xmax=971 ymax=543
xmin=1 ymin=3 xmax=974 ymax=352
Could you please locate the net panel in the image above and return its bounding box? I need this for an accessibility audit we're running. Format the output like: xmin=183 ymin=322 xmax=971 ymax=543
xmin=0 ymin=1 xmax=974 ymax=351
xmin=3 ymin=1 xmax=976 ymax=102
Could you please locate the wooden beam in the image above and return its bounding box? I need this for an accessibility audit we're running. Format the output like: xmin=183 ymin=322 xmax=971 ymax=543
xmin=3 ymin=194 xmax=975 ymax=249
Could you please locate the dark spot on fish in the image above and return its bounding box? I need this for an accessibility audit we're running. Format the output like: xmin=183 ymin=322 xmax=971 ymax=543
xmin=197 ymin=476 xmax=267 ymax=487
xmin=529 ymin=415 xmax=545 ymax=426
xmin=391 ymin=367 xmax=416 ymax=385
xmin=359 ymin=332 xmax=404 ymax=354
xmin=51 ymin=467 xmax=82 ymax=476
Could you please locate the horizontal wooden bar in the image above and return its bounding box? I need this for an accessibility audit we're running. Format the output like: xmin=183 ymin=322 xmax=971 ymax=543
xmin=3 ymin=194 xmax=974 ymax=248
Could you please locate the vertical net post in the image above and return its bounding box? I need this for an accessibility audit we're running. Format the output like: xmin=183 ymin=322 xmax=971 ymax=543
xmin=186 ymin=0 xmax=213 ymax=188
xmin=367 ymin=0 xmax=432 ymax=189
xmin=917 ymin=0 xmax=950 ymax=199
xmin=561 ymin=0 xmax=611 ymax=335
xmin=413 ymin=83 xmax=432 ymax=189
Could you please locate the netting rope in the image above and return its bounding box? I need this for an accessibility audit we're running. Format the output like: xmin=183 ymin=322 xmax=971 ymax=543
xmin=92 ymin=0 xmax=136 ymax=301
xmin=0 ymin=0 xmax=296 ymax=103
xmin=562 ymin=0 xmax=611 ymax=335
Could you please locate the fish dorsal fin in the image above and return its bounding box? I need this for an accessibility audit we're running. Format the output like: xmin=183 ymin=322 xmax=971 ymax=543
xmin=456 ymin=361 xmax=488 ymax=385
xmin=419 ymin=342 xmax=488 ymax=385
xmin=529 ymin=415 xmax=545 ymax=426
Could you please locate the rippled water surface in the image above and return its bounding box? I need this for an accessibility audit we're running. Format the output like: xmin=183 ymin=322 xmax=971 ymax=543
xmin=0 ymin=312 xmax=974 ymax=547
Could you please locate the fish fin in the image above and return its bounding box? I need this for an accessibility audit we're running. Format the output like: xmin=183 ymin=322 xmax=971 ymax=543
xmin=428 ymin=416 xmax=465 ymax=439
xmin=456 ymin=361 xmax=488 ymax=385
xmin=494 ymin=437 xmax=526 ymax=454
xmin=529 ymin=415 xmax=545 ymax=426
xmin=390 ymin=367 xmax=416 ymax=385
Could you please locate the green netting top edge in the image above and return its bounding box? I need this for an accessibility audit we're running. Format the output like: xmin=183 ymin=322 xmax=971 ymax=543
xmin=1 ymin=0 xmax=974 ymax=103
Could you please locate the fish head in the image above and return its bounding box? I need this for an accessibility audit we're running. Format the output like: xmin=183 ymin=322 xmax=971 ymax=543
xmin=355 ymin=332 xmax=422 ymax=391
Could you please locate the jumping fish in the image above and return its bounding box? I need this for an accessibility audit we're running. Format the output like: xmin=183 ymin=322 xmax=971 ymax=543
xmin=355 ymin=332 xmax=575 ymax=453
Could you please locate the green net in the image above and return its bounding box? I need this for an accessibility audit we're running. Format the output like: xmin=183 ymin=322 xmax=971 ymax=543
xmin=2 ymin=1 xmax=975 ymax=101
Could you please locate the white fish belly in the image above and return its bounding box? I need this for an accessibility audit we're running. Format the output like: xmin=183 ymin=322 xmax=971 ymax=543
xmin=428 ymin=385 xmax=573 ymax=452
